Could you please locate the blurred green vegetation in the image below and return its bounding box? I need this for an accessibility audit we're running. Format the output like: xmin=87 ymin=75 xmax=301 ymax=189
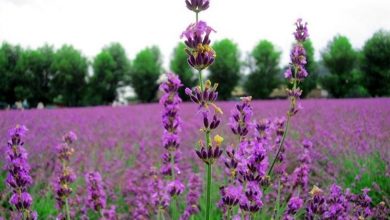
xmin=0 ymin=30 xmax=389 ymax=107
xmin=337 ymin=152 xmax=390 ymax=205
xmin=244 ymin=40 xmax=282 ymax=99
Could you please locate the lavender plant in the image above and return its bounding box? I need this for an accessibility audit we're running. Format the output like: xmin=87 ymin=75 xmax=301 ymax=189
xmin=182 ymin=1 xmax=222 ymax=220
xmin=85 ymin=171 xmax=111 ymax=218
xmin=159 ymin=72 xmax=185 ymax=219
xmin=268 ymin=18 xmax=309 ymax=176
xmin=53 ymin=131 xmax=77 ymax=220
xmin=4 ymin=125 xmax=37 ymax=220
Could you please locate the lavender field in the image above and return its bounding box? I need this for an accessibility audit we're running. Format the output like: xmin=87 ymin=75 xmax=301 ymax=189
xmin=1 ymin=98 xmax=389 ymax=219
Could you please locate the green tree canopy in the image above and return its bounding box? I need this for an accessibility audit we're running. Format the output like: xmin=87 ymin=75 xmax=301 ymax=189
xmin=22 ymin=45 xmax=55 ymax=106
xmin=301 ymin=40 xmax=319 ymax=97
xmin=321 ymin=35 xmax=365 ymax=98
xmin=87 ymin=43 xmax=131 ymax=105
xmin=208 ymin=39 xmax=241 ymax=100
xmin=362 ymin=30 xmax=390 ymax=96
xmin=170 ymin=42 xmax=196 ymax=100
xmin=0 ymin=42 xmax=30 ymax=105
xmin=131 ymin=46 xmax=162 ymax=102
xmin=244 ymin=40 xmax=281 ymax=99
xmin=51 ymin=45 xmax=88 ymax=106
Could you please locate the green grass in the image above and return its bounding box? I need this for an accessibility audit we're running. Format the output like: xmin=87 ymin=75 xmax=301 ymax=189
xmin=337 ymin=152 xmax=390 ymax=205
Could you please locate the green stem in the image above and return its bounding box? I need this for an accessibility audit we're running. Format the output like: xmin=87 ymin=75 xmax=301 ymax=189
xmin=204 ymin=130 xmax=212 ymax=220
xmin=65 ymin=198 xmax=71 ymax=220
xmin=171 ymin=151 xmax=176 ymax=180
xmin=267 ymin=69 xmax=298 ymax=176
xmin=267 ymin=115 xmax=291 ymax=175
xmin=198 ymin=70 xmax=204 ymax=91
xmin=196 ymin=12 xmax=199 ymax=23
xmin=205 ymin=162 xmax=212 ymax=220
xmin=172 ymin=197 xmax=178 ymax=220
xmin=227 ymin=207 xmax=232 ymax=220
xmin=273 ymin=180 xmax=281 ymax=219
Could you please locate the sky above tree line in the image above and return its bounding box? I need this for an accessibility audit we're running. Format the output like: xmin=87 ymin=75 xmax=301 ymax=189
xmin=1 ymin=0 xmax=389 ymax=70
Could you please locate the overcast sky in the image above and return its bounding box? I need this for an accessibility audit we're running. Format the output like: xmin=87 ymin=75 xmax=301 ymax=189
xmin=1 ymin=0 xmax=389 ymax=69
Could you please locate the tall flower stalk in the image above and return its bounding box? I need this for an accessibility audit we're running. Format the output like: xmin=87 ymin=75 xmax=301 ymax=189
xmin=268 ymin=18 xmax=309 ymax=176
xmin=53 ymin=131 xmax=77 ymax=220
xmin=5 ymin=125 xmax=37 ymax=220
xmin=160 ymin=72 xmax=185 ymax=219
xmin=85 ymin=172 xmax=106 ymax=215
xmin=182 ymin=1 xmax=220 ymax=219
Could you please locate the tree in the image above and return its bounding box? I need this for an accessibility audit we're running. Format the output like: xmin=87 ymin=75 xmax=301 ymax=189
xmin=244 ymin=40 xmax=281 ymax=99
xmin=321 ymin=35 xmax=364 ymax=98
xmin=87 ymin=43 xmax=131 ymax=105
xmin=51 ymin=45 xmax=88 ymax=106
xmin=22 ymin=45 xmax=55 ymax=106
xmin=362 ymin=30 xmax=390 ymax=96
xmin=0 ymin=42 xmax=31 ymax=105
xmin=170 ymin=42 xmax=196 ymax=100
xmin=208 ymin=39 xmax=241 ymax=100
xmin=301 ymin=40 xmax=318 ymax=97
xmin=131 ymin=46 xmax=162 ymax=102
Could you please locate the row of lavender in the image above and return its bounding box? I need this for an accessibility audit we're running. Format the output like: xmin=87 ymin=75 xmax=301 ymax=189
xmin=1 ymin=101 xmax=389 ymax=219
xmin=1 ymin=0 xmax=389 ymax=219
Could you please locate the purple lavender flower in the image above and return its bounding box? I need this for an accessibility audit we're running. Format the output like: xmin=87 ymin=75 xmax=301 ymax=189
xmin=255 ymin=118 xmax=272 ymax=143
xmin=4 ymin=125 xmax=37 ymax=220
xmin=323 ymin=184 xmax=349 ymax=219
xmin=185 ymin=80 xmax=220 ymax=111
xmin=166 ymin=180 xmax=185 ymax=197
xmin=229 ymin=96 xmax=253 ymax=139
xmin=180 ymin=174 xmax=202 ymax=220
xmin=221 ymin=185 xmax=242 ymax=207
xmin=85 ymin=171 xmax=107 ymax=212
xmin=372 ymin=201 xmax=389 ymax=220
xmin=195 ymin=133 xmax=223 ymax=165
xmin=185 ymin=0 xmax=209 ymax=12
xmin=306 ymin=186 xmax=326 ymax=219
xmin=239 ymin=181 xmax=263 ymax=213
xmin=62 ymin=131 xmax=77 ymax=144
xmin=101 ymin=205 xmax=117 ymax=220
xmin=283 ymin=196 xmax=304 ymax=219
xmin=291 ymin=140 xmax=312 ymax=191
xmin=294 ymin=18 xmax=309 ymax=42
xmin=160 ymin=73 xmax=183 ymax=177
xmin=53 ymin=131 xmax=77 ymax=219
xmin=181 ymin=21 xmax=216 ymax=71
xmin=285 ymin=18 xmax=309 ymax=84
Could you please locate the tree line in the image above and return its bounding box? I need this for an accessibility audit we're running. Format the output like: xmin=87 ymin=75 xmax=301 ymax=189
xmin=0 ymin=30 xmax=389 ymax=107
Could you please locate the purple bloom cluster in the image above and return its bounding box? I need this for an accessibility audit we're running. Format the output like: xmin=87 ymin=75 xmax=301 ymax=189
xmin=4 ymin=125 xmax=37 ymax=220
xmin=185 ymin=0 xmax=209 ymax=12
xmin=85 ymin=171 xmax=106 ymax=212
xmin=149 ymin=168 xmax=170 ymax=212
xmin=220 ymin=98 xmax=270 ymax=217
xmin=283 ymin=18 xmax=309 ymax=118
xmin=166 ymin=180 xmax=185 ymax=197
xmin=101 ymin=205 xmax=117 ymax=220
xmin=239 ymin=181 xmax=264 ymax=214
xmin=182 ymin=0 xmax=215 ymax=72
xmin=180 ymin=174 xmax=202 ymax=220
xmin=160 ymin=73 xmax=183 ymax=177
xmin=181 ymin=21 xmax=216 ymax=71
xmin=229 ymin=96 xmax=253 ymax=139
xmin=291 ymin=140 xmax=312 ymax=192
xmin=187 ymin=81 xmax=223 ymax=165
xmin=303 ymin=184 xmax=388 ymax=219
xmin=52 ymin=131 xmax=77 ymax=217
xmin=284 ymin=18 xmax=309 ymax=82
xmin=283 ymin=196 xmax=304 ymax=220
